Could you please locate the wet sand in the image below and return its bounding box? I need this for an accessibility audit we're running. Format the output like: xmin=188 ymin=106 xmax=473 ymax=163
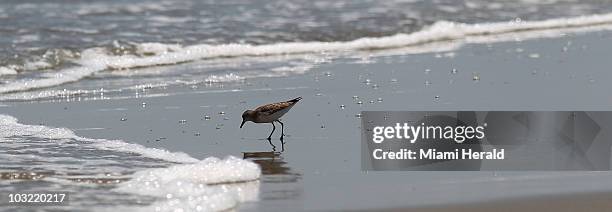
xmin=3 ymin=30 xmax=612 ymax=211
xmin=375 ymin=192 xmax=612 ymax=212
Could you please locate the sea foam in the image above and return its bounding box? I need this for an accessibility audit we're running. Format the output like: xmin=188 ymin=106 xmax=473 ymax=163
xmin=0 ymin=67 xmax=17 ymax=76
xmin=114 ymin=156 xmax=261 ymax=211
xmin=0 ymin=114 xmax=262 ymax=211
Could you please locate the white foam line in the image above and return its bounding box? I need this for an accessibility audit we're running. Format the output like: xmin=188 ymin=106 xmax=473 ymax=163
xmin=0 ymin=65 xmax=103 ymax=94
xmin=95 ymin=12 xmax=612 ymax=69
xmin=0 ymin=114 xmax=198 ymax=163
xmin=74 ymin=127 xmax=106 ymax=131
xmin=4 ymin=13 xmax=612 ymax=95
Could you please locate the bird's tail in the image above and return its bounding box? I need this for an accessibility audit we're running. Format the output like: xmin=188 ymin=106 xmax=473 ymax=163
xmin=288 ymin=96 xmax=302 ymax=103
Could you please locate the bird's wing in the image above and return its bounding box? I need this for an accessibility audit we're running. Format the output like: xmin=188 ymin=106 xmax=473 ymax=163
xmin=255 ymin=101 xmax=295 ymax=116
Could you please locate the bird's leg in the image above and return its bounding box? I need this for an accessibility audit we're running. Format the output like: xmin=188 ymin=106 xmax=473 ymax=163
xmin=277 ymin=120 xmax=285 ymax=139
xmin=267 ymin=138 xmax=276 ymax=152
xmin=278 ymin=122 xmax=285 ymax=152
xmin=268 ymin=122 xmax=276 ymax=140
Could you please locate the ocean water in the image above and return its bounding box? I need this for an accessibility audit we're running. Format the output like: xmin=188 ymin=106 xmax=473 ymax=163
xmin=2 ymin=0 xmax=612 ymax=211
xmin=2 ymin=0 xmax=612 ymax=101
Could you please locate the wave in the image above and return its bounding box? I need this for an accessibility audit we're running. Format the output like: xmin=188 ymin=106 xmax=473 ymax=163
xmin=3 ymin=12 xmax=612 ymax=95
xmin=0 ymin=114 xmax=261 ymax=210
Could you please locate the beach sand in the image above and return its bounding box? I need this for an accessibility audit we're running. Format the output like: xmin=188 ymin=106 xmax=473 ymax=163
xmin=374 ymin=192 xmax=612 ymax=212
xmin=2 ymin=29 xmax=612 ymax=211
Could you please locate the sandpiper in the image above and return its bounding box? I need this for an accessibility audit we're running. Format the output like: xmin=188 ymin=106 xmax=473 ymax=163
xmin=240 ymin=97 xmax=302 ymax=140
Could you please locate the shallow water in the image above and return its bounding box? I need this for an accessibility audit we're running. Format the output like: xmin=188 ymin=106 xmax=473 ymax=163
xmin=3 ymin=29 xmax=612 ymax=210
xmin=2 ymin=1 xmax=612 ymax=211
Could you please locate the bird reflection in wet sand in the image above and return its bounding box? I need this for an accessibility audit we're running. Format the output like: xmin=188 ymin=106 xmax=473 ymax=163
xmin=243 ymin=150 xmax=301 ymax=200
xmin=243 ymin=151 xmax=300 ymax=183
xmin=244 ymin=152 xmax=289 ymax=176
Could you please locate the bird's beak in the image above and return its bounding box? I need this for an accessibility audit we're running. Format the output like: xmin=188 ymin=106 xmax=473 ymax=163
xmin=240 ymin=119 xmax=246 ymax=128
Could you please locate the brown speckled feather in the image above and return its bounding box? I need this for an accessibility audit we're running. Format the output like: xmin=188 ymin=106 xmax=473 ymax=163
xmin=255 ymin=97 xmax=301 ymax=116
